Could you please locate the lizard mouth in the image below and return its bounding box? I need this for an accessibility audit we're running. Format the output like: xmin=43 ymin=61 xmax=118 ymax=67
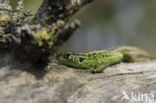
xmin=56 ymin=53 xmax=72 ymax=64
xmin=56 ymin=53 xmax=70 ymax=59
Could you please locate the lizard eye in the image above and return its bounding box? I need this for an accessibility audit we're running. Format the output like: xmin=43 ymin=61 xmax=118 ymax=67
xmin=64 ymin=53 xmax=70 ymax=58
xmin=79 ymin=57 xmax=84 ymax=62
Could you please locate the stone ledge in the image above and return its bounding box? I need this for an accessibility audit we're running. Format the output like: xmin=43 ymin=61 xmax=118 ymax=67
xmin=0 ymin=53 xmax=156 ymax=103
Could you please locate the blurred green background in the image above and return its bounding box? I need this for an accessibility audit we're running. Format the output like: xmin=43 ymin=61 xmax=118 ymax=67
xmin=12 ymin=0 xmax=156 ymax=54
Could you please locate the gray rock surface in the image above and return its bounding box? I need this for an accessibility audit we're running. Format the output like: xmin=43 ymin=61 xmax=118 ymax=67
xmin=0 ymin=53 xmax=156 ymax=103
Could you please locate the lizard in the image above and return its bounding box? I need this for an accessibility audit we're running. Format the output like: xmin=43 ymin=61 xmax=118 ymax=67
xmin=56 ymin=46 xmax=154 ymax=73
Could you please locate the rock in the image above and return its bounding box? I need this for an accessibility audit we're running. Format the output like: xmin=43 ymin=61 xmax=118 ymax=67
xmin=0 ymin=53 xmax=156 ymax=103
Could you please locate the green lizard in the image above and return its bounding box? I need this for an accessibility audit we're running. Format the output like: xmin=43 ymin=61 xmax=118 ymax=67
xmin=57 ymin=46 xmax=154 ymax=73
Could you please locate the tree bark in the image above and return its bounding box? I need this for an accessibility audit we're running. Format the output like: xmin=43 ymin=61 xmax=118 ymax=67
xmin=0 ymin=0 xmax=93 ymax=65
xmin=0 ymin=0 xmax=12 ymax=18
xmin=0 ymin=0 xmax=11 ymax=4
xmin=34 ymin=0 xmax=93 ymax=25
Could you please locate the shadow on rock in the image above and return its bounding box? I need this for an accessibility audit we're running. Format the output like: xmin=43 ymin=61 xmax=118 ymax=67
xmin=0 ymin=52 xmax=49 ymax=79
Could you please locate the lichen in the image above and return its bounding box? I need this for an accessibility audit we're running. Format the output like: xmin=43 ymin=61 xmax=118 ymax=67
xmin=35 ymin=29 xmax=51 ymax=40
xmin=33 ymin=28 xmax=54 ymax=48
xmin=0 ymin=16 xmax=10 ymax=22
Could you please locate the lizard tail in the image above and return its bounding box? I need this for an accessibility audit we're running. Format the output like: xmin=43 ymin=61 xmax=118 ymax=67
xmin=109 ymin=46 xmax=155 ymax=62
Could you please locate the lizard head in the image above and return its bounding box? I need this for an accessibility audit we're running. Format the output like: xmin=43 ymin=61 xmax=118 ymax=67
xmin=56 ymin=52 xmax=92 ymax=69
